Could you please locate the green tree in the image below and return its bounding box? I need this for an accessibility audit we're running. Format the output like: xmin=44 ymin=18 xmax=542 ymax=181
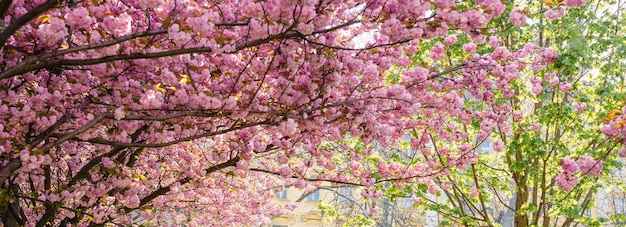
xmin=397 ymin=0 xmax=626 ymax=226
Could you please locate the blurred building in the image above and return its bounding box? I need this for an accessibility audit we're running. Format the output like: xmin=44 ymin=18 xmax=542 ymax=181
xmin=270 ymin=185 xmax=334 ymax=227
xmin=269 ymin=184 xmax=428 ymax=227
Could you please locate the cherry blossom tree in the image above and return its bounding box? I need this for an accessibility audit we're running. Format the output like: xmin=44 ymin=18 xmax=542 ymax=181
xmin=0 ymin=0 xmax=598 ymax=226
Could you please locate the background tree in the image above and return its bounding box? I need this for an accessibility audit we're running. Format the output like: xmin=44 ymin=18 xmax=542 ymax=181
xmin=381 ymin=0 xmax=626 ymax=226
xmin=0 ymin=0 xmax=592 ymax=226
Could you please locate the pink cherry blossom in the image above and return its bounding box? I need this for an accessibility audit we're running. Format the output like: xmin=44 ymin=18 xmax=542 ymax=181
xmin=469 ymin=187 xmax=479 ymax=197
xmin=278 ymin=166 xmax=293 ymax=177
xmin=411 ymin=195 xmax=422 ymax=203
xmin=541 ymin=49 xmax=558 ymax=63
xmin=430 ymin=42 xmax=446 ymax=60
xmin=368 ymin=204 xmax=378 ymax=214
xmin=561 ymin=156 xmax=579 ymax=174
xmin=113 ymin=107 xmax=125 ymax=120
xmin=531 ymin=123 xmax=541 ymax=132
xmin=509 ymin=8 xmax=527 ymax=27
xmin=463 ymin=43 xmax=477 ymax=53
xmin=545 ymin=7 xmax=566 ymax=20
xmin=37 ymin=17 xmax=68 ymax=46
xmin=560 ymin=82 xmax=573 ymax=92
xmin=532 ymin=84 xmax=543 ymax=95
xmin=66 ymin=8 xmax=95 ymax=30
xmin=349 ymin=161 xmax=361 ymax=171
xmin=444 ymin=35 xmax=457 ymax=45
xmin=549 ymin=76 xmax=560 ymax=86
xmin=102 ymin=13 xmax=132 ymax=36
xmin=513 ymin=111 xmax=524 ymax=121
xmin=619 ymin=148 xmax=626 ymax=158
xmin=575 ymin=102 xmax=587 ymax=111
xmin=493 ymin=140 xmax=505 ymax=152
xmin=578 ymin=155 xmax=602 ymax=177
xmin=428 ymin=185 xmax=439 ymax=195
xmin=565 ymin=0 xmax=588 ymax=7
xmin=530 ymin=76 xmax=542 ymax=84
xmin=489 ymin=36 xmax=501 ymax=47
xmin=556 ymin=172 xmax=579 ymax=191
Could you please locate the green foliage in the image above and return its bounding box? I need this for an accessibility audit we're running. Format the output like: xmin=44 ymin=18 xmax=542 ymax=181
xmin=342 ymin=215 xmax=375 ymax=227
xmin=319 ymin=201 xmax=340 ymax=223
xmin=398 ymin=0 xmax=626 ymax=226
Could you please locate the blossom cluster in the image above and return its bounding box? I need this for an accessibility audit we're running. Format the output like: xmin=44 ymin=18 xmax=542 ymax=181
xmin=556 ymin=156 xmax=603 ymax=191
xmin=0 ymin=0 xmax=594 ymax=225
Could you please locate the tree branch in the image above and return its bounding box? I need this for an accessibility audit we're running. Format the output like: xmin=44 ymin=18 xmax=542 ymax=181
xmin=1 ymin=19 xmax=358 ymax=80
xmin=0 ymin=0 xmax=12 ymax=19
xmin=0 ymin=159 xmax=22 ymax=185
xmin=125 ymin=156 xmax=241 ymax=213
xmin=38 ymin=113 xmax=108 ymax=153
xmin=0 ymin=0 xmax=58 ymax=49
xmin=72 ymin=119 xmax=273 ymax=148
xmin=67 ymin=125 xmax=149 ymax=186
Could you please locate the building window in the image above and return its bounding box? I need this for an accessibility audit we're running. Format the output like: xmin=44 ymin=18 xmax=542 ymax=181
xmin=402 ymin=134 xmax=416 ymax=157
xmin=338 ymin=187 xmax=353 ymax=203
xmin=404 ymin=148 xmax=416 ymax=157
xmin=307 ymin=190 xmax=320 ymax=201
xmin=401 ymin=198 xmax=414 ymax=208
xmin=275 ymin=188 xmax=288 ymax=200
xmin=481 ymin=141 xmax=491 ymax=152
